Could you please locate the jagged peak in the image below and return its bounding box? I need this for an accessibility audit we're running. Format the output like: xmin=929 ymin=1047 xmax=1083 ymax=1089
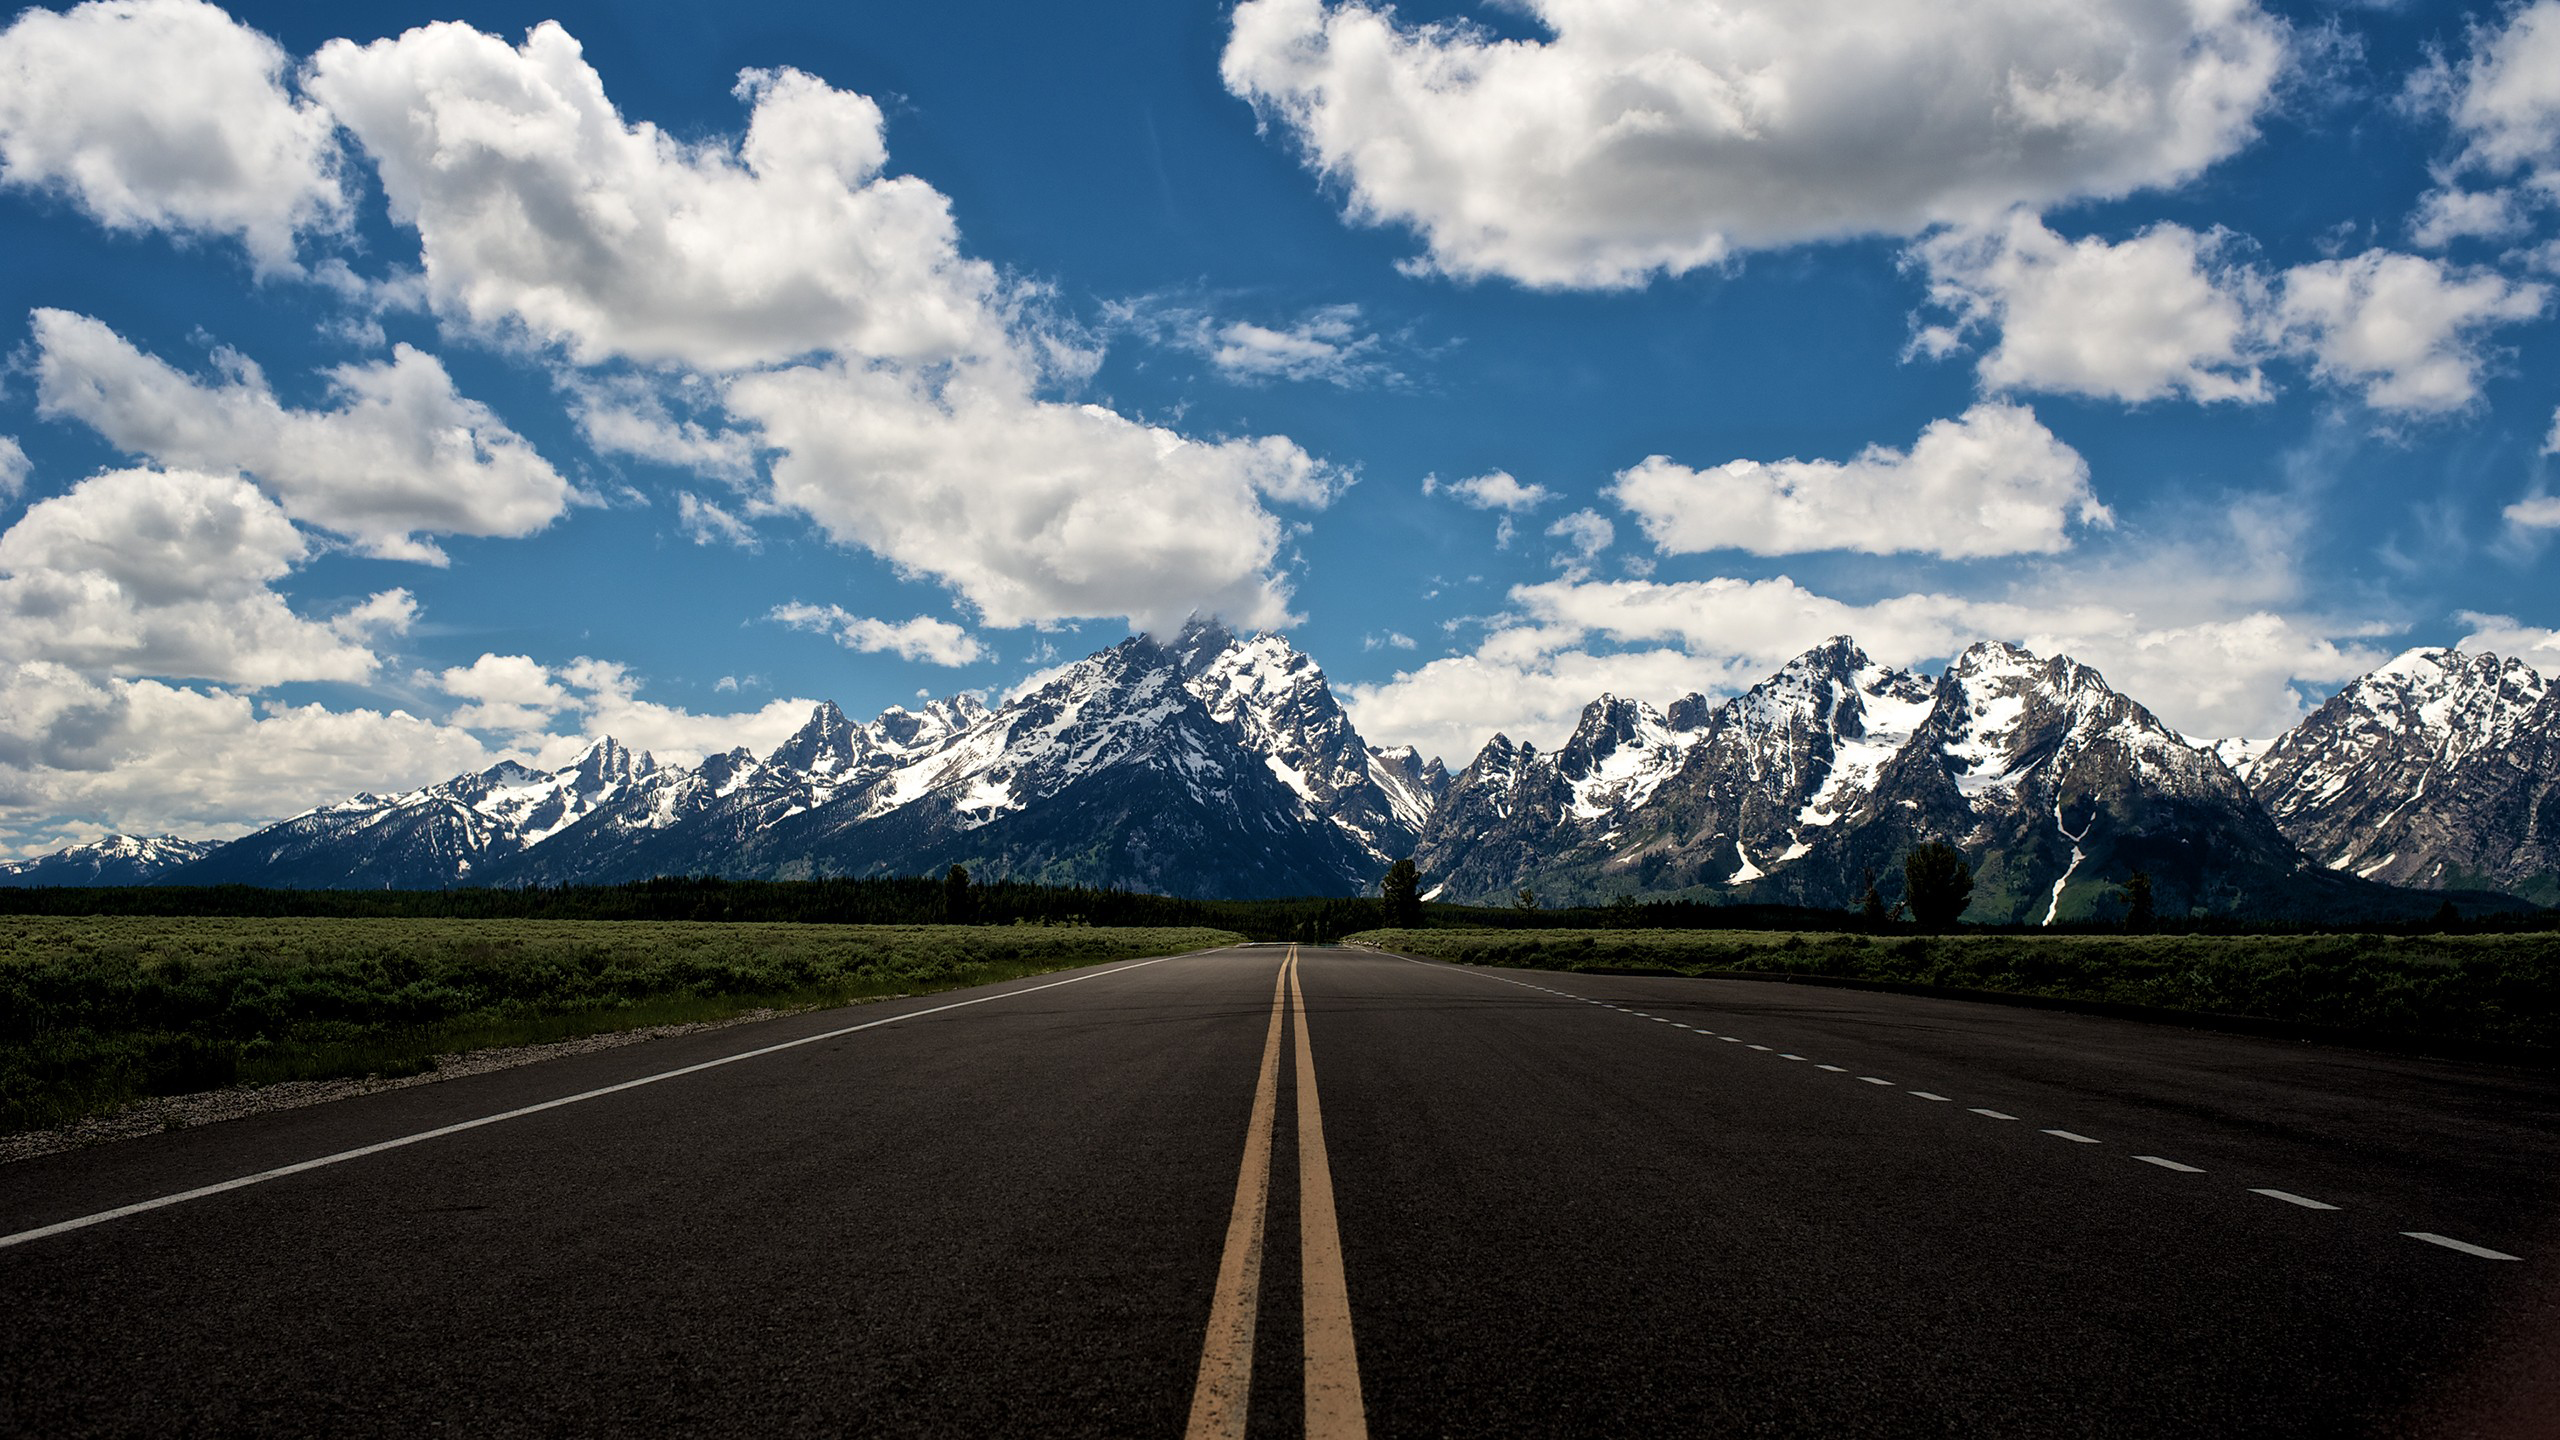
xmin=1782 ymin=634 xmax=1873 ymax=676
xmin=1945 ymin=637 xmax=2045 ymax=676
xmin=1170 ymin=613 xmax=1242 ymax=676
xmin=2371 ymin=645 xmax=2464 ymax=682
xmin=563 ymin=736 xmax=653 ymax=790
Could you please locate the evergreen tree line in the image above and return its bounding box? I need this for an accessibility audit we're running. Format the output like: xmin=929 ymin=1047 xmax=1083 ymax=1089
xmin=0 ymin=856 xmax=2547 ymax=939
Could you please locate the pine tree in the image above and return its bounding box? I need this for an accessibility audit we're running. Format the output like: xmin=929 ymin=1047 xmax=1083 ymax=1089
xmin=942 ymin=864 xmax=974 ymax=924
xmin=1902 ymin=843 xmax=1973 ymax=930
xmin=1859 ymin=868 xmax=1889 ymax=926
xmin=2121 ymin=870 xmax=2155 ymax=932
xmin=1381 ymin=857 xmax=1423 ymax=929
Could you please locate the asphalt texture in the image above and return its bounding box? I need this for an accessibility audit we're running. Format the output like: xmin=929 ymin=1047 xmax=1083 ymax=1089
xmin=2 ymin=943 xmax=2555 ymax=1438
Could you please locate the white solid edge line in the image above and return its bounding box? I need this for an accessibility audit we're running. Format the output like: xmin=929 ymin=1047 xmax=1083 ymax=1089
xmin=0 ymin=948 xmax=1213 ymax=1252
xmin=2042 ymin=1129 xmax=2101 ymax=1143
xmin=2402 ymin=1232 xmax=2521 ymax=1261
xmin=2133 ymin=1156 xmax=2204 ymax=1173
xmin=1970 ymin=1109 xmax=2018 ymax=1120
xmin=2251 ymin=1188 xmax=2340 ymax=1210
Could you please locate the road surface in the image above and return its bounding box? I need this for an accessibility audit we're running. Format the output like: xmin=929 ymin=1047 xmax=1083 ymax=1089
xmin=2 ymin=943 xmax=2554 ymax=1437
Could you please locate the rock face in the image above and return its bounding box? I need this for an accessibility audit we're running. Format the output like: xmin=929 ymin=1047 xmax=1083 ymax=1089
xmin=160 ymin=623 xmax=1427 ymax=900
xmin=1415 ymin=637 xmax=2308 ymax=920
xmin=0 ymin=834 xmax=216 ymax=886
xmin=24 ymin=629 xmax=2554 ymax=913
xmin=2242 ymin=648 xmax=2560 ymax=906
xmin=173 ymin=738 xmax=664 ymax=890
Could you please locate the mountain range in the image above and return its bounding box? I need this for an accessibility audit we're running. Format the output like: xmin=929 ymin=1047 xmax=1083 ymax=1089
xmin=7 ymin=620 xmax=2553 ymax=919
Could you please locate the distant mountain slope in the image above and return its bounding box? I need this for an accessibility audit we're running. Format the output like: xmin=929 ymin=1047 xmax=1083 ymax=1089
xmin=165 ymin=623 xmax=1409 ymax=900
xmin=0 ymin=835 xmax=217 ymax=887
xmin=1417 ymin=638 xmax=2382 ymax=923
xmin=2243 ymin=648 xmax=2560 ymax=905
xmin=65 ymin=628 xmax=2557 ymax=915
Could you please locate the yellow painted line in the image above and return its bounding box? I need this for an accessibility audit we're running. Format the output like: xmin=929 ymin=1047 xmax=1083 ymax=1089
xmin=1184 ymin=950 xmax=1291 ymax=1440
xmin=1291 ymin=947 xmax=1370 ymax=1439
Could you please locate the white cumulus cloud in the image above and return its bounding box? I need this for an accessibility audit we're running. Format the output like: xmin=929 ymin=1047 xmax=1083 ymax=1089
xmin=0 ymin=437 xmax=27 ymax=499
xmin=1916 ymin=223 xmax=2551 ymax=415
xmin=770 ymin=603 xmax=984 ymax=666
xmin=0 ymin=467 xmax=398 ymax=687
xmin=1108 ymin=297 xmax=1398 ymax=387
xmin=1545 ymin=509 xmax=1613 ymax=578
xmin=2454 ymin=611 xmax=2560 ymax=666
xmin=2274 ymin=250 xmax=2548 ymax=414
xmin=0 ymin=661 xmax=494 ymax=844
xmin=2408 ymin=186 xmax=2535 ymax=250
xmin=0 ymin=0 xmax=344 ymax=273
xmin=1223 ymin=0 xmax=2288 ymax=288
xmin=1911 ymin=212 xmax=2271 ymax=403
xmin=436 ymin=652 xmax=572 ymax=737
xmin=528 ymin=657 xmax=820 ymax=770
xmin=1611 ymin=402 xmax=2108 ymax=559
xmin=675 ymin=492 xmax=759 ymax=550
xmin=31 ymin=309 xmax=573 ymax=562
xmin=1423 ymin=470 xmax=1552 ymax=512
xmin=306 ymin=22 xmax=1004 ymax=370
xmin=2431 ymin=1 xmax=2560 ymax=201
xmin=728 ymin=358 xmax=1346 ymax=633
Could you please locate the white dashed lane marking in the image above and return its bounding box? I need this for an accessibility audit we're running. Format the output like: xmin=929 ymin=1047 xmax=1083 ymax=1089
xmin=1409 ymin=958 xmax=2522 ymax=1262
xmin=2402 ymin=1233 xmax=2520 ymax=1261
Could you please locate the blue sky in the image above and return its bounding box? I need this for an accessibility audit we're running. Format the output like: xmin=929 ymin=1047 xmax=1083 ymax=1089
xmin=3 ymin=0 xmax=2558 ymax=852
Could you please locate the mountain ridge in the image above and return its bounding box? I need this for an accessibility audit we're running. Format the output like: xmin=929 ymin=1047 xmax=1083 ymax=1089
xmin=11 ymin=629 xmax=2555 ymax=919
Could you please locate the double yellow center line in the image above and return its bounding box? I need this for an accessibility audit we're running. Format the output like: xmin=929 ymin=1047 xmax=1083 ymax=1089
xmin=1185 ymin=945 xmax=1367 ymax=1439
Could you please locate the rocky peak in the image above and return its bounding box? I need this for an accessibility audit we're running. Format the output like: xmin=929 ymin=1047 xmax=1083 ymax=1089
xmin=569 ymin=736 xmax=651 ymax=791
xmin=770 ymin=701 xmax=865 ymax=774
xmin=2243 ymin=646 xmax=2558 ymax=898
xmin=1169 ymin=614 xmax=1242 ymax=681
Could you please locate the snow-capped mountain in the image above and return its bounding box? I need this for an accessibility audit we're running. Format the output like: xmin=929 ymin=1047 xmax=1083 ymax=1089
xmin=1173 ymin=618 xmax=1447 ymax=863
xmin=174 ymin=737 xmax=666 ymax=889
xmin=1855 ymin=641 xmax=2302 ymax=924
xmin=1419 ymin=639 xmax=1942 ymax=907
xmin=24 ymin=628 xmax=2553 ymax=915
xmin=1413 ymin=692 xmax=1713 ymax=903
xmin=0 ymin=834 xmax=217 ymax=887
xmin=158 ymin=623 xmax=1410 ymax=900
xmin=1418 ymin=638 xmax=2316 ymax=922
xmin=2243 ymin=648 xmax=2560 ymax=905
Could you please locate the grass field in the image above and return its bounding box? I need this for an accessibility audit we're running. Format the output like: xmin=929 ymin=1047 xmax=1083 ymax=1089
xmin=0 ymin=918 xmax=1239 ymax=1134
xmin=1354 ymin=927 xmax=2560 ymax=1053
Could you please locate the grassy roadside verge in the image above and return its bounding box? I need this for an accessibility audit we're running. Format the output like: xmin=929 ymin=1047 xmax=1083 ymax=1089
xmin=1351 ymin=928 xmax=2560 ymax=1054
xmin=0 ymin=918 xmax=1240 ymax=1134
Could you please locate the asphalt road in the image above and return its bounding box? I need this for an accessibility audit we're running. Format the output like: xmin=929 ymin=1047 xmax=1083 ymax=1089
xmin=2 ymin=943 xmax=2555 ymax=1438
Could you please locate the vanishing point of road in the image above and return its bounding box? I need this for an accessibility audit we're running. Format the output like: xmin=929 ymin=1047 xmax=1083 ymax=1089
xmin=3 ymin=943 xmax=2554 ymax=1437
